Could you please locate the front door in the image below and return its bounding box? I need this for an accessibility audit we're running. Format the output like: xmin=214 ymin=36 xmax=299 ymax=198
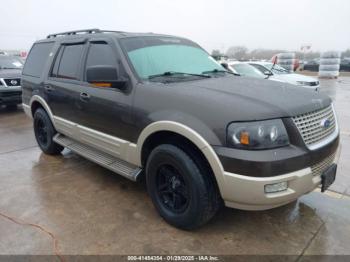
xmin=74 ymin=40 xmax=135 ymax=142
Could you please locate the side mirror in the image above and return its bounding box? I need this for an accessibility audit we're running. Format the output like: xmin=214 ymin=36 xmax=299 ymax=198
xmin=86 ymin=65 xmax=127 ymax=90
xmin=221 ymin=62 xmax=229 ymax=70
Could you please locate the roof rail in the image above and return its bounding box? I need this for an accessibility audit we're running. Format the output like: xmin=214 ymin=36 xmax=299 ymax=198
xmin=47 ymin=28 xmax=102 ymax=38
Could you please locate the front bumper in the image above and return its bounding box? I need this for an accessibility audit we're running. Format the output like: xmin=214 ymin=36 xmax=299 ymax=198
xmin=219 ymin=143 xmax=341 ymax=210
xmin=0 ymin=87 xmax=22 ymax=105
xmin=302 ymin=84 xmax=319 ymax=91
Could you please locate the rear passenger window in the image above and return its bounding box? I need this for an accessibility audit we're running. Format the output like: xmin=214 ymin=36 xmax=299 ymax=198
xmin=23 ymin=42 xmax=54 ymax=77
xmin=56 ymin=44 xmax=84 ymax=80
xmin=85 ymin=42 xmax=117 ymax=70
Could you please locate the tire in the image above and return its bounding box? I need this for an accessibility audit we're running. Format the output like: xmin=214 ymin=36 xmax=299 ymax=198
xmin=320 ymin=58 xmax=341 ymax=65
xmin=320 ymin=51 xmax=341 ymax=59
xmin=277 ymin=53 xmax=295 ymax=59
xmin=33 ymin=108 xmax=64 ymax=155
xmin=319 ymin=64 xmax=340 ymax=71
xmin=277 ymin=58 xmax=296 ymax=65
xmin=319 ymin=71 xmax=339 ymax=77
xmin=146 ymin=144 xmax=220 ymax=230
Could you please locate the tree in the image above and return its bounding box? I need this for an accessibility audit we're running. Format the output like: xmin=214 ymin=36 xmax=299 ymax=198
xmin=211 ymin=49 xmax=224 ymax=60
xmin=225 ymin=46 xmax=248 ymax=60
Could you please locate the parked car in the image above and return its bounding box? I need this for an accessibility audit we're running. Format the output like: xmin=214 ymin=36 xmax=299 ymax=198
xmin=0 ymin=55 xmax=23 ymax=109
xmin=225 ymin=61 xmax=266 ymax=78
xmin=249 ymin=62 xmax=319 ymax=91
xmin=340 ymin=58 xmax=350 ymax=72
xmin=303 ymin=59 xmax=320 ymax=72
xmin=22 ymin=29 xmax=340 ymax=229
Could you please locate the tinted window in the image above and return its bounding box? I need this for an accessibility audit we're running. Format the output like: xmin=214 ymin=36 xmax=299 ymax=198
xmin=120 ymin=37 xmax=222 ymax=79
xmin=23 ymin=42 xmax=54 ymax=77
xmin=57 ymin=44 xmax=84 ymax=80
xmin=251 ymin=64 xmax=269 ymax=73
xmin=0 ymin=56 xmax=23 ymax=69
xmin=85 ymin=42 xmax=117 ymax=71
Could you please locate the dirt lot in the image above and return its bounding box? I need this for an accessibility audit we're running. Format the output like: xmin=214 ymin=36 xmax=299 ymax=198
xmin=0 ymin=77 xmax=350 ymax=258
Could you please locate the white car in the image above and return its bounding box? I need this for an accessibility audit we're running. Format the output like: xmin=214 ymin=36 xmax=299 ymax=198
xmin=225 ymin=61 xmax=266 ymax=79
xmin=248 ymin=62 xmax=319 ymax=91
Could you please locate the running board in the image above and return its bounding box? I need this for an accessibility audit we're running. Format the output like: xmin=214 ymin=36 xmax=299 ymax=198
xmin=53 ymin=134 xmax=142 ymax=181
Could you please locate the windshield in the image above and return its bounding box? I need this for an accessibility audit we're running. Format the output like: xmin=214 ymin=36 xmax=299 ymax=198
xmin=120 ymin=36 xmax=224 ymax=81
xmin=263 ymin=63 xmax=289 ymax=75
xmin=0 ymin=56 xmax=23 ymax=69
xmin=230 ymin=63 xmax=265 ymax=78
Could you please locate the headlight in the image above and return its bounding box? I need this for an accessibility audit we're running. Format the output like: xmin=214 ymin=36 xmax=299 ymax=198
xmin=227 ymin=119 xmax=289 ymax=150
xmin=296 ymin=81 xmax=309 ymax=86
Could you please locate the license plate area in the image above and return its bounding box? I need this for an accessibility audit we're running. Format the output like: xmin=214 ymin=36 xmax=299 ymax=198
xmin=321 ymin=164 xmax=337 ymax=192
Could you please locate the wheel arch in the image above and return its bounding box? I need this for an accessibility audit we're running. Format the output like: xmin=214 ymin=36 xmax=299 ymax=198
xmin=135 ymin=121 xmax=226 ymax=192
xmin=28 ymin=95 xmax=56 ymax=127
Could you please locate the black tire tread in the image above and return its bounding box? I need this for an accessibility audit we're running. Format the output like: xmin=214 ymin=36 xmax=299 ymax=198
xmin=34 ymin=108 xmax=63 ymax=155
xmin=146 ymin=144 xmax=221 ymax=229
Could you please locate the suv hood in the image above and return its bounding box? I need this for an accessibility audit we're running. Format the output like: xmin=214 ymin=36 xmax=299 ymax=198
xmin=0 ymin=69 xmax=22 ymax=78
xmin=178 ymin=76 xmax=330 ymax=121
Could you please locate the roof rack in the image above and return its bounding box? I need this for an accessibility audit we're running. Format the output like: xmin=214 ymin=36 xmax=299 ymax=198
xmin=46 ymin=29 xmax=125 ymax=39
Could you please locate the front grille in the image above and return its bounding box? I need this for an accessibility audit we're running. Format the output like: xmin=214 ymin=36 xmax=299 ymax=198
xmin=309 ymin=81 xmax=319 ymax=86
xmin=4 ymin=78 xmax=21 ymax=87
xmin=292 ymin=104 xmax=337 ymax=149
xmin=0 ymin=91 xmax=22 ymax=97
xmin=311 ymin=152 xmax=336 ymax=176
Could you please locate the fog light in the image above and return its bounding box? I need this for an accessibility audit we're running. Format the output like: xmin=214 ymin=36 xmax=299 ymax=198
xmin=264 ymin=182 xmax=288 ymax=193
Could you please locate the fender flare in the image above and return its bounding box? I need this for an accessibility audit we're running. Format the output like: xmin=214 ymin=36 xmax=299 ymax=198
xmin=27 ymin=95 xmax=56 ymax=127
xmin=135 ymin=121 xmax=226 ymax=191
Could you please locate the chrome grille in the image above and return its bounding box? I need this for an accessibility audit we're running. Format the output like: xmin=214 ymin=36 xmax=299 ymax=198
xmin=4 ymin=78 xmax=21 ymax=87
xmin=292 ymin=104 xmax=337 ymax=149
xmin=311 ymin=152 xmax=336 ymax=177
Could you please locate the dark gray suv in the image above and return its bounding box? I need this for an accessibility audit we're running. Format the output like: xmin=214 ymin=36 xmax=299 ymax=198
xmin=21 ymin=29 xmax=341 ymax=229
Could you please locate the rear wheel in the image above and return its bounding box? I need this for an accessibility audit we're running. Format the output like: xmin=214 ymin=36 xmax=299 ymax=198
xmin=33 ymin=108 xmax=63 ymax=155
xmin=146 ymin=144 xmax=220 ymax=230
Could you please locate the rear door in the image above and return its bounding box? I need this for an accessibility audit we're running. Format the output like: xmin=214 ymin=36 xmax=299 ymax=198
xmin=75 ymin=39 xmax=135 ymax=141
xmin=45 ymin=41 xmax=86 ymax=123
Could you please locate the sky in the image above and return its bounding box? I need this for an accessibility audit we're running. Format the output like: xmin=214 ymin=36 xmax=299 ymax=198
xmin=0 ymin=0 xmax=349 ymax=53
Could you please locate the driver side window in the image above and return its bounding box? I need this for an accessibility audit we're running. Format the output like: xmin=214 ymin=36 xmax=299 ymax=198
xmin=85 ymin=42 xmax=117 ymax=79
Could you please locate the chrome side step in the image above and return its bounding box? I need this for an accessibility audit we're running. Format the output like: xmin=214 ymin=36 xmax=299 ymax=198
xmin=53 ymin=134 xmax=142 ymax=181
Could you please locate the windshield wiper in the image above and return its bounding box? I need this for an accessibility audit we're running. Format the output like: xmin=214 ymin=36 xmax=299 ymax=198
xmin=202 ymin=69 xmax=240 ymax=76
xmin=148 ymin=71 xmax=211 ymax=80
xmin=0 ymin=67 xmax=20 ymax=70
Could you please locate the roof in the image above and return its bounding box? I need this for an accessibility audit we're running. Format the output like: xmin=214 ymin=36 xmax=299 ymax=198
xmin=44 ymin=28 xmax=176 ymax=40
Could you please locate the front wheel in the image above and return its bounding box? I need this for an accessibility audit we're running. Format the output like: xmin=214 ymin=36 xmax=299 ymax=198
xmin=33 ymin=108 xmax=64 ymax=155
xmin=146 ymin=144 xmax=220 ymax=230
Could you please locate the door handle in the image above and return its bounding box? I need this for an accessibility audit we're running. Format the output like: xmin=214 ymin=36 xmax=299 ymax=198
xmin=80 ymin=92 xmax=91 ymax=101
xmin=44 ymin=85 xmax=54 ymax=92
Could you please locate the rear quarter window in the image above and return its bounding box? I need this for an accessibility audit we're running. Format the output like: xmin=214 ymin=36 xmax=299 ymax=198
xmin=23 ymin=42 xmax=54 ymax=78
